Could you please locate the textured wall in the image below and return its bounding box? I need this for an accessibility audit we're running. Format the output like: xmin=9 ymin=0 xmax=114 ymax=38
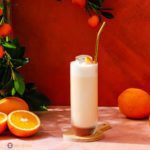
xmin=12 ymin=0 xmax=150 ymax=106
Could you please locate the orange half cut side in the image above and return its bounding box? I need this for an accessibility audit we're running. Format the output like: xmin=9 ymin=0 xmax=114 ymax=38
xmin=7 ymin=110 xmax=41 ymax=137
xmin=0 ymin=112 xmax=7 ymax=134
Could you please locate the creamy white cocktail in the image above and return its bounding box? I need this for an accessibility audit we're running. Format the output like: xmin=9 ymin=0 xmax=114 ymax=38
xmin=70 ymin=55 xmax=98 ymax=136
xmin=70 ymin=22 xmax=105 ymax=136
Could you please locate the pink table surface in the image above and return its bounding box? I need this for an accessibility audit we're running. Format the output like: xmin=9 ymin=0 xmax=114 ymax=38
xmin=0 ymin=106 xmax=150 ymax=150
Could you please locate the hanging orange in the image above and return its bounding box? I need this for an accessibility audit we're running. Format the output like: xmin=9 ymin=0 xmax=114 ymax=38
xmin=88 ymin=15 xmax=99 ymax=28
xmin=0 ymin=23 xmax=12 ymax=37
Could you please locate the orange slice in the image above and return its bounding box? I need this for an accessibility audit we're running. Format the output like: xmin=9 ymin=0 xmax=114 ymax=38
xmin=85 ymin=56 xmax=93 ymax=64
xmin=7 ymin=110 xmax=40 ymax=137
xmin=0 ymin=112 xmax=7 ymax=134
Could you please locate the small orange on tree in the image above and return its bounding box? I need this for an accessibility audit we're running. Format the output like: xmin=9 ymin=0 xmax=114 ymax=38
xmin=0 ymin=23 xmax=12 ymax=37
xmin=71 ymin=0 xmax=114 ymax=27
xmin=88 ymin=15 xmax=99 ymax=28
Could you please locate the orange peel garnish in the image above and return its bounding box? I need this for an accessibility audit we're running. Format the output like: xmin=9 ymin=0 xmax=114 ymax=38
xmin=85 ymin=56 xmax=93 ymax=64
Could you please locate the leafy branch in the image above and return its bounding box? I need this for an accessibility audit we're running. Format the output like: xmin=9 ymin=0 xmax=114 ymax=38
xmin=71 ymin=0 xmax=114 ymax=27
xmin=86 ymin=0 xmax=114 ymax=19
xmin=0 ymin=1 xmax=50 ymax=111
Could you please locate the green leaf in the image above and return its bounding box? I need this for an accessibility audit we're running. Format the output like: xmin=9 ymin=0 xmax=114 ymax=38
xmin=22 ymin=86 xmax=50 ymax=111
xmin=12 ymin=38 xmax=20 ymax=45
xmin=88 ymin=1 xmax=100 ymax=10
xmin=11 ymin=88 xmax=16 ymax=96
xmin=2 ymin=42 xmax=16 ymax=49
xmin=4 ymin=38 xmax=26 ymax=59
xmin=13 ymin=72 xmax=25 ymax=95
xmin=5 ymin=46 xmax=26 ymax=59
xmin=40 ymin=105 xmax=48 ymax=111
xmin=101 ymin=11 xmax=114 ymax=19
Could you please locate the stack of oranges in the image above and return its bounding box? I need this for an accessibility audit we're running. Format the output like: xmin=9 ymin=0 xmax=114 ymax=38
xmin=0 ymin=97 xmax=41 ymax=137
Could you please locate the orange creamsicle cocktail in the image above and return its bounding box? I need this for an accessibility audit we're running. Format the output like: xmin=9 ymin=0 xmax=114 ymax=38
xmin=70 ymin=55 xmax=98 ymax=136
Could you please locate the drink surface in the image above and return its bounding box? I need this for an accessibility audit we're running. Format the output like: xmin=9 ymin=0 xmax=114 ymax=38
xmin=70 ymin=55 xmax=98 ymax=128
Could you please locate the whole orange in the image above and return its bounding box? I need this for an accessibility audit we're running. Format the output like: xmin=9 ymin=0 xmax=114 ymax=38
xmin=118 ymin=88 xmax=150 ymax=119
xmin=88 ymin=15 xmax=99 ymax=28
xmin=0 ymin=23 xmax=12 ymax=37
xmin=0 ymin=97 xmax=29 ymax=115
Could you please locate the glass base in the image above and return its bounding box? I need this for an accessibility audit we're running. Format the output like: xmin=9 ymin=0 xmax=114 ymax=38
xmin=72 ymin=125 xmax=95 ymax=136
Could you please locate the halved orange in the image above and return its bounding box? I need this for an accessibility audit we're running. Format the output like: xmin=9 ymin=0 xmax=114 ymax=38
xmin=7 ymin=110 xmax=40 ymax=137
xmin=0 ymin=112 xmax=7 ymax=134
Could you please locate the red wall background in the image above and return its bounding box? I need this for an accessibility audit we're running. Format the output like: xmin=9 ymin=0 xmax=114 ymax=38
xmin=11 ymin=0 xmax=150 ymax=106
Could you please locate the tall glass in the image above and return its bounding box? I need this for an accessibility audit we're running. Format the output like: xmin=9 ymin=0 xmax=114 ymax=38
xmin=70 ymin=55 xmax=98 ymax=136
